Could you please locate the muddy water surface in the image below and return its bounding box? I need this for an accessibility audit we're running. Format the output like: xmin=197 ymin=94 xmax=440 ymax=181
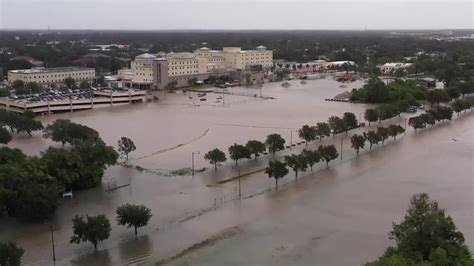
xmin=1 ymin=78 xmax=472 ymax=265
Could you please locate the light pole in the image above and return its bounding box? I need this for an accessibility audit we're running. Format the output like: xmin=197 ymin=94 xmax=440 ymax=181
xmin=238 ymin=165 xmax=241 ymax=199
xmin=404 ymin=118 xmax=407 ymax=135
xmin=290 ymin=130 xmax=293 ymax=149
xmin=340 ymin=137 xmax=343 ymax=160
xmin=50 ymin=225 xmax=56 ymax=262
xmin=192 ymin=151 xmax=200 ymax=176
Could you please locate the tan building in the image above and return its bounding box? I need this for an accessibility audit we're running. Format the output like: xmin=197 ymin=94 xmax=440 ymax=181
xmin=166 ymin=52 xmax=200 ymax=77
xmin=127 ymin=46 xmax=273 ymax=89
xmin=194 ymin=46 xmax=273 ymax=70
xmin=130 ymin=53 xmax=156 ymax=86
xmin=8 ymin=67 xmax=95 ymax=85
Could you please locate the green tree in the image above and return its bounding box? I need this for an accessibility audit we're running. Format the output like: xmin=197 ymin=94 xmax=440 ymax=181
xmin=426 ymin=89 xmax=450 ymax=106
xmin=445 ymin=87 xmax=461 ymax=99
xmin=302 ymin=149 xmax=321 ymax=171
xmin=187 ymin=77 xmax=198 ymax=86
xmin=0 ymin=242 xmax=24 ymax=266
xmin=284 ymin=153 xmax=308 ymax=180
xmin=25 ymin=82 xmax=41 ymax=94
xmin=64 ymin=77 xmax=76 ymax=89
xmin=228 ymin=143 xmax=250 ymax=166
xmin=11 ymin=80 xmax=24 ymax=89
xmin=245 ymin=140 xmax=266 ymax=158
xmin=116 ymin=204 xmax=152 ymax=236
xmin=79 ymin=81 xmax=91 ymax=90
xmin=0 ymin=150 xmax=61 ymax=220
xmin=42 ymin=139 xmax=118 ymax=190
xmin=265 ymin=134 xmax=286 ymax=154
xmin=388 ymin=125 xmax=405 ymax=140
xmin=364 ymin=109 xmax=379 ymax=126
xmin=14 ymin=115 xmax=43 ymax=136
xmin=204 ymin=148 xmax=227 ymax=170
xmin=0 ymin=88 xmax=10 ymax=97
xmin=298 ymin=125 xmax=317 ymax=145
xmin=366 ymin=77 xmax=390 ymax=103
xmin=318 ymin=145 xmax=339 ymax=168
xmin=43 ymin=119 xmax=99 ymax=145
xmin=118 ymin=137 xmax=136 ymax=161
xmin=70 ymin=214 xmax=111 ymax=250
xmin=409 ymin=116 xmax=426 ymax=132
xmin=350 ymin=133 xmax=366 ymax=156
xmin=0 ymin=128 xmax=12 ymax=144
xmin=315 ymin=122 xmax=331 ymax=141
xmin=452 ymin=99 xmax=465 ymax=116
xmin=386 ymin=193 xmax=471 ymax=263
xmin=164 ymin=80 xmax=178 ymax=91
xmin=343 ymin=112 xmax=358 ymax=131
xmin=265 ymin=160 xmax=289 ymax=189
xmin=419 ymin=113 xmax=435 ymax=126
xmin=365 ymin=130 xmax=381 ymax=149
xmin=376 ymin=127 xmax=390 ymax=145
xmin=328 ymin=116 xmax=345 ymax=136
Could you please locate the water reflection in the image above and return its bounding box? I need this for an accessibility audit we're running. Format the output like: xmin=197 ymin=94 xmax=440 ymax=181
xmin=70 ymin=249 xmax=112 ymax=266
xmin=118 ymin=235 xmax=152 ymax=265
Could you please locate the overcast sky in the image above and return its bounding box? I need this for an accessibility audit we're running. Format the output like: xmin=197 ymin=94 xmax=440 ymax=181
xmin=0 ymin=0 xmax=472 ymax=30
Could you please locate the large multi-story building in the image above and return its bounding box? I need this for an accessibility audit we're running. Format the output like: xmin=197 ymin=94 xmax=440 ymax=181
xmin=126 ymin=46 xmax=273 ymax=90
xmin=8 ymin=67 xmax=95 ymax=85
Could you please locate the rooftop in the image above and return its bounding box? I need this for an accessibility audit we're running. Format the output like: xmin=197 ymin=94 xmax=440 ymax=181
xmin=8 ymin=67 xmax=95 ymax=74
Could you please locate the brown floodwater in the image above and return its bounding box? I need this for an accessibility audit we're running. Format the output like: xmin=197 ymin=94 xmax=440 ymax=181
xmin=1 ymin=78 xmax=473 ymax=265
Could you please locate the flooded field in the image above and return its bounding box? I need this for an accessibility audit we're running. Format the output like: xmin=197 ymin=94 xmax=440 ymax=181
xmin=1 ymin=78 xmax=473 ymax=265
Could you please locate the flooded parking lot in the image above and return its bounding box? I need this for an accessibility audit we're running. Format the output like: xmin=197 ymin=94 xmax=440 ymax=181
xmin=2 ymin=78 xmax=473 ymax=265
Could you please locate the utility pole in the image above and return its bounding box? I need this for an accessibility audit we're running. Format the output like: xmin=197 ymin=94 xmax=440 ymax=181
xmin=50 ymin=225 xmax=56 ymax=262
xmin=238 ymin=166 xmax=241 ymax=199
xmin=222 ymin=88 xmax=225 ymax=105
xmin=191 ymin=152 xmax=195 ymax=176
xmin=340 ymin=137 xmax=343 ymax=160
xmin=290 ymin=130 xmax=293 ymax=149
xmin=404 ymin=118 xmax=407 ymax=135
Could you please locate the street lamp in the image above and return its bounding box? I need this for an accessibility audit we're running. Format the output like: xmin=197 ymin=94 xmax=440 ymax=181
xmin=191 ymin=151 xmax=200 ymax=176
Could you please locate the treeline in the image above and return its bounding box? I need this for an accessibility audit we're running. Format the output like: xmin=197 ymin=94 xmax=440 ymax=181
xmin=351 ymin=77 xmax=473 ymax=106
xmin=0 ymin=119 xmax=118 ymax=220
xmin=266 ymin=124 xmax=405 ymax=187
xmin=409 ymin=99 xmax=473 ymax=132
xmin=204 ymin=112 xmax=361 ymax=169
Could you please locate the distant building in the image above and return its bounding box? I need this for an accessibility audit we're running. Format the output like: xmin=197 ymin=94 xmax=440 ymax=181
xmin=125 ymin=46 xmax=273 ymax=90
xmin=11 ymin=55 xmax=43 ymax=67
xmin=378 ymin=63 xmax=413 ymax=74
xmin=8 ymin=67 xmax=95 ymax=85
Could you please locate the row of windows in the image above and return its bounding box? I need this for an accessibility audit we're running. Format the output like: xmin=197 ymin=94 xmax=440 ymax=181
xmin=33 ymin=76 xmax=92 ymax=83
xmin=170 ymin=70 xmax=198 ymax=75
xmin=170 ymin=66 xmax=198 ymax=70
xmin=170 ymin=61 xmax=198 ymax=65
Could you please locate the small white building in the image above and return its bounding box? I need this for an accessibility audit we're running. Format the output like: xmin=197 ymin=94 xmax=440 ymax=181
xmin=378 ymin=63 xmax=413 ymax=74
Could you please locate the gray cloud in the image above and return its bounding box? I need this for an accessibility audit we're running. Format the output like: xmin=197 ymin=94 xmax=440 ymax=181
xmin=0 ymin=0 xmax=472 ymax=30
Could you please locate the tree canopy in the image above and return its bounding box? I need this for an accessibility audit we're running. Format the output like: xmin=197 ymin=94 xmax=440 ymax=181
xmin=204 ymin=148 xmax=227 ymax=170
xmin=367 ymin=193 xmax=472 ymax=265
xmin=0 ymin=241 xmax=24 ymax=266
xmin=70 ymin=214 xmax=111 ymax=250
xmin=265 ymin=134 xmax=286 ymax=154
xmin=118 ymin=136 xmax=136 ymax=161
xmin=265 ymin=160 xmax=289 ymax=189
xmin=116 ymin=204 xmax=152 ymax=236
